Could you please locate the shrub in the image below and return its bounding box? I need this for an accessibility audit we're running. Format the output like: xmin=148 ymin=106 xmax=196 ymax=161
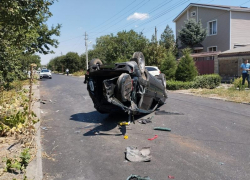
xmin=193 ymin=74 xmax=221 ymax=89
xmin=166 ymin=80 xmax=194 ymax=90
xmin=160 ymin=50 xmax=177 ymax=80
xmin=232 ymin=77 xmax=248 ymax=91
xmin=175 ymin=49 xmax=198 ymax=82
xmin=73 ymin=70 xmax=86 ymax=76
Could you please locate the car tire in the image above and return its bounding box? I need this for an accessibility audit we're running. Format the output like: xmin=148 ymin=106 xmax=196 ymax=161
xmin=89 ymin=58 xmax=103 ymax=67
xmin=116 ymin=73 xmax=132 ymax=102
xmin=131 ymin=52 xmax=145 ymax=74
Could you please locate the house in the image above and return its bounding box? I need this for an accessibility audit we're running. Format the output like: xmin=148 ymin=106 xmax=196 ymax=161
xmin=173 ymin=3 xmax=250 ymax=52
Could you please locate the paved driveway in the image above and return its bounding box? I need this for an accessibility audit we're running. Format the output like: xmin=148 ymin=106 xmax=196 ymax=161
xmin=40 ymin=74 xmax=250 ymax=180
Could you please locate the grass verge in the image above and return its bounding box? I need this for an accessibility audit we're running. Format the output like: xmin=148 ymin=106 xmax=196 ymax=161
xmin=188 ymin=86 xmax=250 ymax=104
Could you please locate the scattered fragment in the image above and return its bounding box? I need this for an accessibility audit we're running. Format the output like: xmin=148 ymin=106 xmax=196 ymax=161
xmin=56 ymin=110 xmax=60 ymax=112
xmin=124 ymin=135 xmax=128 ymax=139
xmin=41 ymin=111 xmax=44 ymax=114
xmin=155 ymin=111 xmax=184 ymax=115
xmin=49 ymin=100 xmax=52 ymax=102
xmin=125 ymin=146 xmax=151 ymax=162
xmin=220 ymin=162 xmax=225 ymax=165
xmin=41 ymin=127 xmax=48 ymax=131
xmin=154 ymin=127 xmax=171 ymax=131
xmin=148 ymin=135 xmax=158 ymax=141
xmin=168 ymin=175 xmax=175 ymax=179
xmin=138 ymin=116 xmax=153 ymax=124
xmin=126 ymin=174 xmax=152 ymax=180
xmin=75 ymin=131 xmax=80 ymax=134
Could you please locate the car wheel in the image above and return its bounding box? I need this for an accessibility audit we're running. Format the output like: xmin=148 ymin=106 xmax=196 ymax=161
xmin=89 ymin=58 xmax=103 ymax=67
xmin=115 ymin=73 xmax=132 ymax=102
xmin=49 ymin=77 xmax=52 ymax=79
xmin=131 ymin=52 xmax=145 ymax=74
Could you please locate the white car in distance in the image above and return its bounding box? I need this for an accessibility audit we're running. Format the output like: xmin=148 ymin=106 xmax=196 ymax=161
xmin=40 ymin=69 xmax=52 ymax=79
xmin=145 ymin=66 xmax=161 ymax=76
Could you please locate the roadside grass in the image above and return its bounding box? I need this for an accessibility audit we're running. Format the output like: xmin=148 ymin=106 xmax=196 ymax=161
xmin=0 ymin=79 xmax=38 ymax=179
xmin=73 ymin=70 xmax=86 ymax=76
xmin=189 ymin=86 xmax=250 ymax=103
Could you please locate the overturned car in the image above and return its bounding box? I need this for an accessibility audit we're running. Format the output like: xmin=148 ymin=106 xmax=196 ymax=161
xmin=84 ymin=52 xmax=167 ymax=122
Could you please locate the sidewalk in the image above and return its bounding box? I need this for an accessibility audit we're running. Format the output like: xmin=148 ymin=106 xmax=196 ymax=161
xmin=26 ymin=84 xmax=43 ymax=180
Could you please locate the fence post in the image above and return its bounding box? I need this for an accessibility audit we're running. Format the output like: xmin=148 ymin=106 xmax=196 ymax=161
xmin=28 ymin=63 xmax=37 ymax=121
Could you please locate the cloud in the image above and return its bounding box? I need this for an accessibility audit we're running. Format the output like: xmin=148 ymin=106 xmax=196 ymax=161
xmin=127 ymin=12 xmax=149 ymax=21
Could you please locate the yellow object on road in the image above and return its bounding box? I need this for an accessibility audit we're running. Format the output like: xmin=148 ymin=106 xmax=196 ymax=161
xmin=124 ymin=135 xmax=128 ymax=139
xmin=119 ymin=122 xmax=129 ymax=126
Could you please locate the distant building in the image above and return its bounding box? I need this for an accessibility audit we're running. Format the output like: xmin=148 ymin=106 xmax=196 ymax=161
xmin=173 ymin=3 xmax=250 ymax=52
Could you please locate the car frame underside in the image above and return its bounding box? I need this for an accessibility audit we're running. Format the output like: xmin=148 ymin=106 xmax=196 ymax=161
xmin=84 ymin=58 xmax=167 ymax=123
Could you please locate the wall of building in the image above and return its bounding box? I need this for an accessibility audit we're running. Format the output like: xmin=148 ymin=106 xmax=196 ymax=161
xmin=231 ymin=11 xmax=250 ymax=49
xmin=198 ymin=7 xmax=230 ymax=52
xmin=175 ymin=6 xmax=230 ymax=52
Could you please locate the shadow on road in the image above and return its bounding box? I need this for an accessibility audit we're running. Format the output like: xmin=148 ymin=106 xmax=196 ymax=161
xmin=69 ymin=111 xmax=148 ymax=137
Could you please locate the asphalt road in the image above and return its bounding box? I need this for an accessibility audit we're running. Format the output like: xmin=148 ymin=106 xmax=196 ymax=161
xmin=40 ymin=74 xmax=250 ymax=180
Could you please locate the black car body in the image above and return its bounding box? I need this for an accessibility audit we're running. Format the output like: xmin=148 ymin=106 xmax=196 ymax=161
xmin=84 ymin=52 xmax=167 ymax=121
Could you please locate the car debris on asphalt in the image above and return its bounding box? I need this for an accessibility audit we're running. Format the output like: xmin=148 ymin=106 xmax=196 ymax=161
xmin=125 ymin=146 xmax=151 ymax=162
xmin=126 ymin=174 xmax=152 ymax=180
xmin=148 ymin=135 xmax=158 ymax=141
xmin=154 ymin=127 xmax=171 ymax=131
xmin=138 ymin=116 xmax=153 ymax=124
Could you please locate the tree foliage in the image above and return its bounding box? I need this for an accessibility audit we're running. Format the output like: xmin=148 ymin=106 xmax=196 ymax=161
xmin=160 ymin=51 xmax=177 ymax=80
xmin=178 ymin=19 xmax=206 ymax=47
xmin=159 ymin=25 xmax=175 ymax=50
xmin=175 ymin=48 xmax=198 ymax=82
xmin=143 ymin=38 xmax=166 ymax=66
xmin=0 ymin=0 xmax=61 ymax=84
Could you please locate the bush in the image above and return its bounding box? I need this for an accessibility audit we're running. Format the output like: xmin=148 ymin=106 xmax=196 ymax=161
xmin=73 ymin=71 xmax=86 ymax=76
xmin=232 ymin=77 xmax=248 ymax=91
xmin=175 ymin=49 xmax=198 ymax=82
xmin=193 ymin=74 xmax=221 ymax=89
xmin=166 ymin=80 xmax=194 ymax=90
xmin=166 ymin=74 xmax=221 ymax=90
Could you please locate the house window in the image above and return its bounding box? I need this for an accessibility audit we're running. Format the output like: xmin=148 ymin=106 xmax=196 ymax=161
xmin=208 ymin=20 xmax=217 ymax=35
xmin=207 ymin=46 xmax=217 ymax=52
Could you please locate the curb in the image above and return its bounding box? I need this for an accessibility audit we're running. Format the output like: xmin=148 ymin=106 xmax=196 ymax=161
xmin=26 ymin=84 xmax=43 ymax=180
xmin=171 ymin=91 xmax=250 ymax=105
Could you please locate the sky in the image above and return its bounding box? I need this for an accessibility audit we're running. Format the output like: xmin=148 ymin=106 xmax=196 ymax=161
xmin=40 ymin=0 xmax=250 ymax=65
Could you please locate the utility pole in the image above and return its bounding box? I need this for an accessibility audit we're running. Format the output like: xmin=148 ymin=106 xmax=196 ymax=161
xmin=155 ymin=26 xmax=157 ymax=44
xmin=85 ymin=32 xmax=88 ymax=70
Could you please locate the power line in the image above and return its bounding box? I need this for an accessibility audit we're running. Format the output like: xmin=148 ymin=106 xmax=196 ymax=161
xmin=88 ymin=0 xmax=137 ymax=33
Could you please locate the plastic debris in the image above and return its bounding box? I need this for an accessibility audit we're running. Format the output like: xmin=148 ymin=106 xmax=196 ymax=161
xmin=126 ymin=174 xmax=152 ymax=180
xmin=148 ymin=135 xmax=158 ymax=141
xmin=56 ymin=110 xmax=60 ymax=112
xmin=41 ymin=127 xmax=48 ymax=131
xmin=125 ymin=146 xmax=151 ymax=162
xmin=154 ymin=127 xmax=171 ymax=131
xmin=155 ymin=111 xmax=184 ymax=115
xmin=124 ymin=135 xmax=128 ymax=139
xmin=220 ymin=162 xmax=225 ymax=165
xmin=168 ymin=175 xmax=175 ymax=179
xmin=119 ymin=122 xmax=129 ymax=126
xmin=138 ymin=116 xmax=153 ymax=124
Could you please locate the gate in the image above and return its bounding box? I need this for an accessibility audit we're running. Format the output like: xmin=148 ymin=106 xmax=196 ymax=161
xmin=194 ymin=57 xmax=214 ymax=75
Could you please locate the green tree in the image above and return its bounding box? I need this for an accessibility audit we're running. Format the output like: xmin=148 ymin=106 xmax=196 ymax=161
xmin=160 ymin=51 xmax=177 ymax=80
xmin=143 ymin=35 xmax=166 ymax=66
xmin=64 ymin=52 xmax=81 ymax=73
xmin=178 ymin=19 xmax=206 ymax=48
xmin=19 ymin=55 xmax=41 ymax=71
xmin=159 ymin=25 xmax=175 ymax=50
xmin=94 ymin=30 xmax=148 ymax=63
xmin=0 ymin=0 xmax=61 ymax=84
xmin=175 ymin=49 xmax=198 ymax=82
